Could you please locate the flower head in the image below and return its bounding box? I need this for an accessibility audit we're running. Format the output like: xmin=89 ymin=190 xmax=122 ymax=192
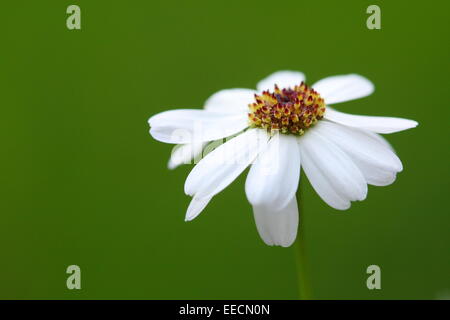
xmin=249 ymin=82 xmax=325 ymax=135
xmin=148 ymin=71 xmax=418 ymax=247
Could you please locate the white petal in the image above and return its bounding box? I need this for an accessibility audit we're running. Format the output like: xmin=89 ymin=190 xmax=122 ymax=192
xmin=245 ymin=134 xmax=300 ymax=210
xmin=317 ymin=121 xmax=402 ymax=169
xmin=168 ymin=142 xmax=205 ymax=170
xmin=299 ymin=143 xmax=350 ymax=209
xmin=252 ymin=196 xmax=299 ymax=247
xmin=312 ymin=74 xmax=374 ymax=104
xmin=149 ymin=109 xmax=248 ymax=144
xmin=356 ymin=132 xmax=399 ymax=184
xmin=365 ymin=130 xmax=395 ymax=151
xmin=185 ymin=129 xmax=270 ymax=199
xmin=314 ymin=122 xmax=402 ymax=186
xmin=324 ymin=107 xmax=418 ymax=134
xmin=352 ymin=162 xmax=397 ymax=186
xmin=299 ymin=130 xmax=367 ymax=210
xmin=204 ymin=88 xmax=255 ymax=115
xmin=257 ymin=71 xmax=306 ymax=92
xmin=185 ymin=196 xmax=212 ymax=221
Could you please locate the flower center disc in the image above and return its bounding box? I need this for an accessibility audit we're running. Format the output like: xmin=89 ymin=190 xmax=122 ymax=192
xmin=248 ymin=82 xmax=326 ymax=135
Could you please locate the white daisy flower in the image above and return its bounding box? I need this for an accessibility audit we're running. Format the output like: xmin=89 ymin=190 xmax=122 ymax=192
xmin=148 ymin=71 xmax=418 ymax=247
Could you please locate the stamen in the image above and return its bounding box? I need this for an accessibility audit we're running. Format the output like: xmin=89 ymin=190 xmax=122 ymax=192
xmin=248 ymin=82 xmax=325 ymax=136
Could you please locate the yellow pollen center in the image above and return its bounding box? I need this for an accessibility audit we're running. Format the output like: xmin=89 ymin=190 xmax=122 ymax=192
xmin=248 ymin=82 xmax=326 ymax=135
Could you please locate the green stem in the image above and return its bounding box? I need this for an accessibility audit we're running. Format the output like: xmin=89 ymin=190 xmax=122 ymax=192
xmin=295 ymin=186 xmax=312 ymax=300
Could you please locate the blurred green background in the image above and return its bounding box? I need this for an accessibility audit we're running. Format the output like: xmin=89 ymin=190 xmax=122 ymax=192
xmin=0 ymin=0 xmax=448 ymax=299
